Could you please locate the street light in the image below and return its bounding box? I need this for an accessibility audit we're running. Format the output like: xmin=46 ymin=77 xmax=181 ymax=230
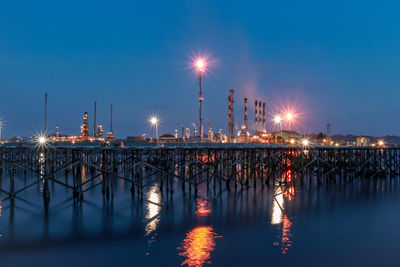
xmin=301 ymin=138 xmax=310 ymax=148
xmin=378 ymin=139 xmax=384 ymax=147
xmin=195 ymin=59 xmax=206 ymax=139
xmin=285 ymin=113 xmax=293 ymax=121
xmin=273 ymin=115 xmax=283 ymax=143
xmin=35 ymin=134 xmax=48 ymax=148
xmin=149 ymin=116 xmax=159 ymax=142
xmin=285 ymin=112 xmax=294 ymax=141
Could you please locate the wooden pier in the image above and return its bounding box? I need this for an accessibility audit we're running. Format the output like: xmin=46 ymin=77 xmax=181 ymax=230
xmin=0 ymin=144 xmax=399 ymax=204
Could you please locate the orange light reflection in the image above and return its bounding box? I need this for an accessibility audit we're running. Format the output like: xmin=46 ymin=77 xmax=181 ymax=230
xmin=273 ymin=215 xmax=293 ymax=254
xmin=178 ymin=226 xmax=221 ymax=267
xmin=196 ymin=198 xmax=211 ymax=217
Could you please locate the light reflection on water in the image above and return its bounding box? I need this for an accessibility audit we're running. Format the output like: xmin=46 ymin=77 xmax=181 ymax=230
xmin=145 ymin=184 xmax=162 ymax=250
xmin=178 ymin=226 xmax=221 ymax=267
xmin=271 ymin=182 xmax=295 ymax=254
xmin=0 ymin=166 xmax=399 ymax=266
xmin=178 ymin=196 xmax=221 ymax=267
xmin=195 ymin=198 xmax=211 ymax=217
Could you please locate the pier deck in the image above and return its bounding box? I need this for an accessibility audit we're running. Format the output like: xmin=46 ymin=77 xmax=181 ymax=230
xmin=0 ymin=144 xmax=398 ymax=204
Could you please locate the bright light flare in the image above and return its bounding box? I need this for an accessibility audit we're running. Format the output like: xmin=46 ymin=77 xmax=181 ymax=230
xmin=147 ymin=114 xmax=160 ymax=127
xmin=378 ymin=139 xmax=384 ymax=146
xmin=285 ymin=113 xmax=294 ymax=121
xmin=35 ymin=134 xmax=48 ymax=148
xmin=196 ymin=59 xmax=205 ymax=71
xmin=273 ymin=115 xmax=282 ymax=125
xmin=149 ymin=116 xmax=158 ymax=126
xmin=301 ymin=138 xmax=310 ymax=147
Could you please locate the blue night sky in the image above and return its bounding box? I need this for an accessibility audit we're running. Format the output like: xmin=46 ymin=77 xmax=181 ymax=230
xmin=1 ymin=0 xmax=400 ymax=138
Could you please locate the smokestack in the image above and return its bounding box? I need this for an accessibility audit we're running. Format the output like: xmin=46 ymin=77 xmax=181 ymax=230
xmin=44 ymin=92 xmax=47 ymax=133
xmin=244 ymin=98 xmax=248 ymax=133
xmin=93 ymin=101 xmax=97 ymax=138
xmin=262 ymin=102 xmax=266 ymax=132
xmin=228 ymin=89 xmax=234 ymax=142
xmin=254 ymin=100 xmax=258 ymax=134
xmin=258 ymin=101 xmax=262 ymax=133
xmin=186 ymin=128 xmax=190 ymax=139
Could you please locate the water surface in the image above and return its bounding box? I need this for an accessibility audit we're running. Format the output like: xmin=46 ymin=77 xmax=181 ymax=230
xmin=0 ymin=171 xmax=399 ymax=267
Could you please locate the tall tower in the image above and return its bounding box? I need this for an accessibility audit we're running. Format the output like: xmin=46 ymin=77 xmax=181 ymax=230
xmin=93 ymin=101 xmax=97 ymax=138
xmin=97 ymin=125 xmax=104 ymax=138
xmin=244 ymin=98 xmax=248 ymax=133
xmin=197 ymin=60 xmax=205 ymax=139
xmin=254 ymin=100 xmax=258 ymax=134
xmin=106 ymin=104 xmax=114 ymax=141
xmin=258 ymin=101 xmax=262 ymax=133
xmin=262 ymin=102 xmax=266 ymax=132
xmin=110 ymin=104 xmax=113 ymax=133
xmin=80 ymin=112 xmax=89 ymax=140
xmin=228 ymin=89 xmax=234 ymax=142
xmin=44 ymin=92 xmax=48 ymax=133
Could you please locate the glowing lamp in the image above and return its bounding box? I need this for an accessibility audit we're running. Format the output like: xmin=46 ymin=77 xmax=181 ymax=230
xmin=196 ymin=60 xmax=204 ymax=71
xmin=273 ymin=115 xmax=282 ymax=124
xmin=285 ymin=113 xmax=293 ymax=121
xmin=39 ymin=136 xmax=46 ymax=144
xmin=301 ymin=138 xmax=310 ymax=147
xmin=150 ymin=116 xmax=158 ymax=125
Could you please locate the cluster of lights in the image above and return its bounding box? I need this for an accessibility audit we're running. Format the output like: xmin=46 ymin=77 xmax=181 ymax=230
xmin=273 ymin=112 xmax=295 ymax=126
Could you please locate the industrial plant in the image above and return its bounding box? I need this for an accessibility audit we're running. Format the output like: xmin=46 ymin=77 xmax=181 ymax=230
xmin=0 ymin=58 xmax=389 ymax=148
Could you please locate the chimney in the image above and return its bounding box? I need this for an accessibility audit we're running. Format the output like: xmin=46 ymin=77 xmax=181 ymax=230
xmin=93 ymin=101 xmax=97 ymax=138
xmin=258 ymin=100 xmax=262 ymax=133
xmin=244 ymin=98 xmax=248 ymax=133
xmin=262 ymin=102 xmax=266 ymax=132
xmin=254 ymin=100 xmax=258 ymax=134
xmin=228 ymin=89 xmax=234 ymax=142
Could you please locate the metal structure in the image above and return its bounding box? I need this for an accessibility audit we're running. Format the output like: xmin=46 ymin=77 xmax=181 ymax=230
xmin=44 ymin=92 xmax=48 ymax=133
xmin=106 ymin=104 xmax=114 ymax=141
xmin=0 ymin=145 xmax=399 ymax=206
xmin=228 ymin=90 xmax=234 ymax=142
xmin=254 ymin=100 xmax=258 ymax=134
xmin=244 ymin=98 xmax=248 ymax=133
xmin=198 ymin=66 xmax=204 ymax=139
xmin=93 ymin=101 xmax=97 ymax=138
xmin=262 ymin=102 xmax=266 ymax=132
xmin=80 ymin=112 xmax=89 ymax=140
xmin=258 ymin=101 xmax=262 ymax=132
